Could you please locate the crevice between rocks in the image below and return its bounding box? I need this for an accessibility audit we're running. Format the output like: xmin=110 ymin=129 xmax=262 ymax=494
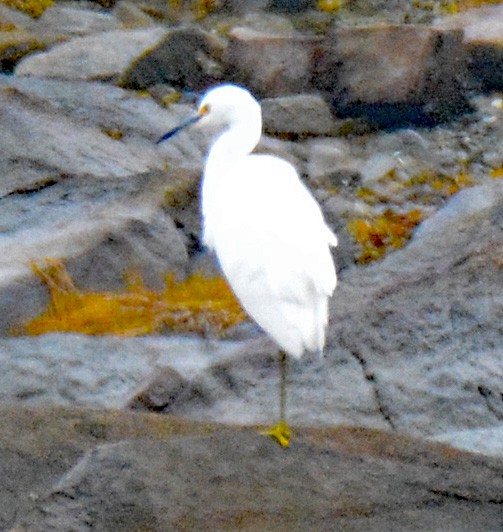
xmin=348 ymin=348 xmax=397 ymax=431
xmin=477 ymin=385 xmax=503 ymax=421
xmin=2 ymin=177 xmax=60 ymax=199
xmin=429 ymin=488 xmax=503 ymax=505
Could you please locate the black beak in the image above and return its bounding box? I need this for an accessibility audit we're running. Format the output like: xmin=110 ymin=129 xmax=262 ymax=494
xmin=156 ymin=114 xmax=202 ymax=144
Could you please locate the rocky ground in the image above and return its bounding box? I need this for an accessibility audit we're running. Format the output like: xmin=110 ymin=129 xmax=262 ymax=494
xmin=0 ymin=0 xmax=502 ymax=530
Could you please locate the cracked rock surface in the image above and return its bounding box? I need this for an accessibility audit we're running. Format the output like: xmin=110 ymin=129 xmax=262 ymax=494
xmin=3 ymin=407 xmax=503 ymax=532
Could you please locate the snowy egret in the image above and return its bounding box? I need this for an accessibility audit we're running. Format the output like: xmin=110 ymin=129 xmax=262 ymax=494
xmin=158 ymin=84 xmax=338 ymax=446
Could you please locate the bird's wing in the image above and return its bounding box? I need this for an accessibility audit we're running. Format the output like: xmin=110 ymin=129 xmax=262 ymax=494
xmin=211 ymin=154 xmax=336 ymax=291
xmin=205 ymin=155 xmax=337 ymax=356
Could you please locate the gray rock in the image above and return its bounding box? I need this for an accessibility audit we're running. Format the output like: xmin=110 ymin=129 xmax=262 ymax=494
xmin=432 ymin=426 xmax=503 ymax=459
xmin=172 ymin=338 xmax=387 ymax=429
xmin=327 ymin=183 xmax=503 ymax=440
xmin=0 ymin=335 xmax=243 ymax=408
xmin=120 ymin=26 xmax=224 ymax=90
xmin=434 ymin=3 xmax=503 ymax=43
xmin=0 ymin=75 xmax=212 ymax=330
xmin=12 ymin=429 xmax=503 ymax=531
xmin=0 ymin=3 xmax=37 ymax=30
xmin=0 ymin=75 xmax=202 ymax=147
xmin=15 ymin=26 xmax=168 ymax=80
xmin=0 ymin=172 xmax=191 ymax=330
xmin=0 ymin=406 xmax=205 ymax=531
xmin=64 ymin=204 xmax=190 ymax=291
xmin=36 ymin=4 xmax=121 ymax=36
xmin=302 ymin=137 xmax=357 ymax=180
xmin=0 ymin=85 xmax=155 ymax=181
xmin=128 ymin=366 xmax=189 ymax=411
xmin=0 ymin=101 xmax=187 ymax=324
xmin=262 ymin=93 xmax=341 ymax=136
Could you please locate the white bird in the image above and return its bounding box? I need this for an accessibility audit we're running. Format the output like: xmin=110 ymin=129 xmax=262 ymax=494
xmin=158 ymin=84 xmax=338 ymax=446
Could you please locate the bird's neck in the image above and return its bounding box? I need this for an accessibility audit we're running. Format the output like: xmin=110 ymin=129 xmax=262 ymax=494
xmin=201 ymin=122 xmax=261 ymax=248
xmin=205 ymin=122 xmax=261 ymax=175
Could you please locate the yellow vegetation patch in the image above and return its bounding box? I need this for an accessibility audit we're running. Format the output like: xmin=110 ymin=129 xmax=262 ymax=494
xmin=0 ymin=19 xmax=16 ymax=31
xmin=1 ymin=0 xmax=53 ymax=18
xmin=355 ymin=166 xmax=474 ymax=208
xmin=160 ymin=90 xmax=182 ymax=107
xmin=490 ymin=166 xmax=503 ymax=178
xmin=412 ymin=0 xmax=502 ymax=14
xmin=318 ymin=0 xmax=347 ymax=13
xmin=21 ymin=260 xmax=246 ymax=337
xmin=102 ymin=129 xmax=123 ymax=140
xmin=348 ymin=209 xmax=424 ymax=264
xmin=405 ymin=167 xmax=475 ymax=198
xmin=440 ymin=0 xmax=503 ymax=14
xmin=356 ymin=186 xmax=391 ymax=205
xmin=193 ymin=0 xmax=220 ymax=19
xmin=166 ymin=0 xmax=220 ymax=19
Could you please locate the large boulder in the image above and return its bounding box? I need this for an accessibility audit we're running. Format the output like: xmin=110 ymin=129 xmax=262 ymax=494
xmin=314 ymin=25 xmax=469 ymax=125
xmin=3 ymin=407 xmax=502 ymax=531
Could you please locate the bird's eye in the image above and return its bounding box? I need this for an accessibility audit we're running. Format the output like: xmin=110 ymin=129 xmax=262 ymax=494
xmin=199 ymin=103 xmax=210 ymax=116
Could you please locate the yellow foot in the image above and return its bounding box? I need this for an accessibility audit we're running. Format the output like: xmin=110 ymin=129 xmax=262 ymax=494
xmin=262 ymin=420 xmax=291 ymax=448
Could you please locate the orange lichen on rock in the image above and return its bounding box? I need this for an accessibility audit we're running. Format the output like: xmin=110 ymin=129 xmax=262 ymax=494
xmin=22 ymin=260 xmax=246 ymax=337
xmin=348 ymin=209 xmax=424 ymax=264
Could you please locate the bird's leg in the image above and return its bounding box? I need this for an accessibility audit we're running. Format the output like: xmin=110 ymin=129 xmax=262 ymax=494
xmin=279 ymin=349 xmax=287 ymax=422
xmin=262 ymin=350 xmax=291 ymax=447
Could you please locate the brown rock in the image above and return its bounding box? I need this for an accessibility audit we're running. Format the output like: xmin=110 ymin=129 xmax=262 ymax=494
xmin=224 ymin=26 xmax=321 ymax=96
xmin=314 ymin=25 xmax=468 ymax=123
xmin=4 ymin=406 xmax=502 ymax=531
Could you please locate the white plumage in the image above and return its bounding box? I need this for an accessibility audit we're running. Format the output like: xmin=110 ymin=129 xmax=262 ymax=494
xmin=195 ymin=84 xmax=338 ymax=358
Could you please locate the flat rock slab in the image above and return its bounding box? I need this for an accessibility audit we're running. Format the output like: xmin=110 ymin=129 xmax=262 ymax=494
xmin=15 ymin=27 xmax=168 ymax=80
xmin=2 ymin=406 xmax=502 ymax=531
xmin=0 ymin=336 xmax=243 ymax=408
xmin=37 ymin=5 xmax=121 ymax=36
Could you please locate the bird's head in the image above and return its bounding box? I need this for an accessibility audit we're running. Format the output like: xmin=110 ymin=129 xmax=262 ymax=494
xmin=156 ymin=84 xmax=261 ymax=144
xmin=195 ymin=84 xmax=261 ymax=131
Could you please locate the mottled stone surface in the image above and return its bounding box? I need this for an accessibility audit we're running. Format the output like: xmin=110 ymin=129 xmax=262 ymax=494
xmin=2 ymin=407 xmax=502 ymax=532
